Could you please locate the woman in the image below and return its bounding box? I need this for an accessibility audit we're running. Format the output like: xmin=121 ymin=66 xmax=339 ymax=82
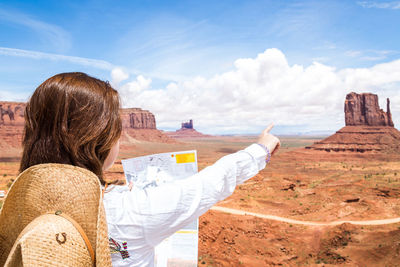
xmin=20 ymin=72 xmax=280 ymax=266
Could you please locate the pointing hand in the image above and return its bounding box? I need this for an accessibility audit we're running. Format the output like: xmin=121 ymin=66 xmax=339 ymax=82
xmin=257 ymin=123 xmax=280 ymax=156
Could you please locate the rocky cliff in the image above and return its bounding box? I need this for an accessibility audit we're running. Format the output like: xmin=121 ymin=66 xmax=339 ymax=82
xmin=345 ymin=92 xmax=394 ymax=127
xmin=119 ymin=108 xmax=175 ymax=144
xmin=121 ymin=108 xmax=156 ymax=129
xmin=0 ymin=102 xmax=25 ymax=126
xmin=0 ymin=101 xmax=173 ymax=160
xmin=307 ymin=93 xmax=400 ymax=153
xmin=0 ymin=102 xmax=25 ymax=160
xmin=0 ymin=102 xmax=158 ymax=129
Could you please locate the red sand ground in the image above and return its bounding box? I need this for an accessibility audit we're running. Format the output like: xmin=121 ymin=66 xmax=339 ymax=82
xmin=1 ymin=136 xmax=400 ymax=266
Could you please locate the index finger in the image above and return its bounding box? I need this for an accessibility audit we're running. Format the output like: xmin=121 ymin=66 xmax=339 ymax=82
xmin=264 ymin=123 xmax=274 ymax=134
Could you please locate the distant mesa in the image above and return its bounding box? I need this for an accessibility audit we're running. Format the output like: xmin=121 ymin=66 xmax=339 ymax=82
xmin=165 ymin=119 xmax=211 ymax=139
xmin=0 ymin=101 xmax=174 ymax=160
xmin=0 ymin=102 xmax=26 ymax=160
xmin=0 ymin=102 xmax=25 ymax=126
xmin=307 ymin=92 xmax=400 ymax=153
xmin=181 ymin=119 xmax=194 ymax=130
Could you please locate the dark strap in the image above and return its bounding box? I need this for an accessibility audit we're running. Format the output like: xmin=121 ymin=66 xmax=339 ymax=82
xmin=102 ymin=183 xmax=108 ymax=198
xmin=51 ymin=211 xmax=95 ymax=265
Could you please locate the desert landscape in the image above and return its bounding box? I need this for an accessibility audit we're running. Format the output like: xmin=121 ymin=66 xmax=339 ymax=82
xmin=1 ymin=93 xmax=400 ymax=266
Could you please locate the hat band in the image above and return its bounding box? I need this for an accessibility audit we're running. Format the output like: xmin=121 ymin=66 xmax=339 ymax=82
xmin=50 ymin=211 xmax=95 ymax=265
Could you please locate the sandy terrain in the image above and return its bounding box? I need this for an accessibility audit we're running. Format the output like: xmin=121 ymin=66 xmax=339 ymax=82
xmin=1 ymin=135 xmax=400 ymax=266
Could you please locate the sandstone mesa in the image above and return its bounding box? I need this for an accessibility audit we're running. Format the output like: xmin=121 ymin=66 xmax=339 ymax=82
xmin=307 ymin=92 xmax=400 ymax=153
xmin=0 ymin=101 xmax=173 ymax=160
xmin=165 ymin=119 xmax=211 ymax=139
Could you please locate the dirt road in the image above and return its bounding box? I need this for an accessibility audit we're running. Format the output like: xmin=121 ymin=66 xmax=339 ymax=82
xmin=211 ymin=206 xmax=400 ymax=226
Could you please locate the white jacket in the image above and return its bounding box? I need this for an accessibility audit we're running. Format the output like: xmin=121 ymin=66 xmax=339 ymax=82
xmin=103 ymin=144 xmax=267 ymax=266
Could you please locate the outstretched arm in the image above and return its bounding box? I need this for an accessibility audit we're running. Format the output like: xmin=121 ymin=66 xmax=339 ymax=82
xmin=107 ymin=124 xmax=280 ymax=248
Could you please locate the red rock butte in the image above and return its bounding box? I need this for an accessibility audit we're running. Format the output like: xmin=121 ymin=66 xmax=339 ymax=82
xmin=0 ymin=101 xmax=173 ymax=160
xmin=307 ymin=92 xmax=400 ymax=153
xmin=165 ymin=119 xmax=211 ymax=139
xmin=0 ymin=102 xmax=25 ymax=160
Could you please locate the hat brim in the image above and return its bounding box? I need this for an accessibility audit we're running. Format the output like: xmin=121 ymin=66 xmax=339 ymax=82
xmin=5 ymin=214 xmax=93 ymax=266
xmin=0 ymin=163 xmax=111 ymax=266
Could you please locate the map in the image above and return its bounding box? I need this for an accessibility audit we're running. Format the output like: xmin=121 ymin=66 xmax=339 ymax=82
xmin=121 ymin=150 xmax=198 ymax=267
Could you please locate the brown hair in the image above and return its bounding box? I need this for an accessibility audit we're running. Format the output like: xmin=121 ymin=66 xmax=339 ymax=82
xmin=20 ymin=72 xmax=122 ymax=185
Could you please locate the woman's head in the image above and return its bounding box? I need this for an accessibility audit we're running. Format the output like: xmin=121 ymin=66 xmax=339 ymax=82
xmin=20 ymin=72 xmax=122 ymax=185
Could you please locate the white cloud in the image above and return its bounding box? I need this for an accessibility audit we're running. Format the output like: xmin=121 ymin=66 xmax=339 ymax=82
xmin=339 ymin=59 xmax=400 ymax=89
xmin=118 ymin=75 xmax=152 ymax=106
xmin=111 ymin=68 xmax=130 ymax=87
xmin=0 ymin=47 xmax=115 ymax=70
xmin=115 ymin=48 xmax=400 ymax=134
xmin=357 ymin=1 xmax=400 ymax=9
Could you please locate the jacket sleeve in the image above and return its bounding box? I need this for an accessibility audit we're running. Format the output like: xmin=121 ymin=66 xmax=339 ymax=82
xmin=124 ymin=144 xmax=267 ymax=247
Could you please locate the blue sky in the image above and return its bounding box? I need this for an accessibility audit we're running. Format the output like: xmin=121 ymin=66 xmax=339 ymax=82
xmin=1 ymin=0 xmax=400 ymax=134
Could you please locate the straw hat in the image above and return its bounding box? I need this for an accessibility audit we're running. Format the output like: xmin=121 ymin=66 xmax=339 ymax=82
xmin=0 ymin=163 xmax=112 ymax=266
